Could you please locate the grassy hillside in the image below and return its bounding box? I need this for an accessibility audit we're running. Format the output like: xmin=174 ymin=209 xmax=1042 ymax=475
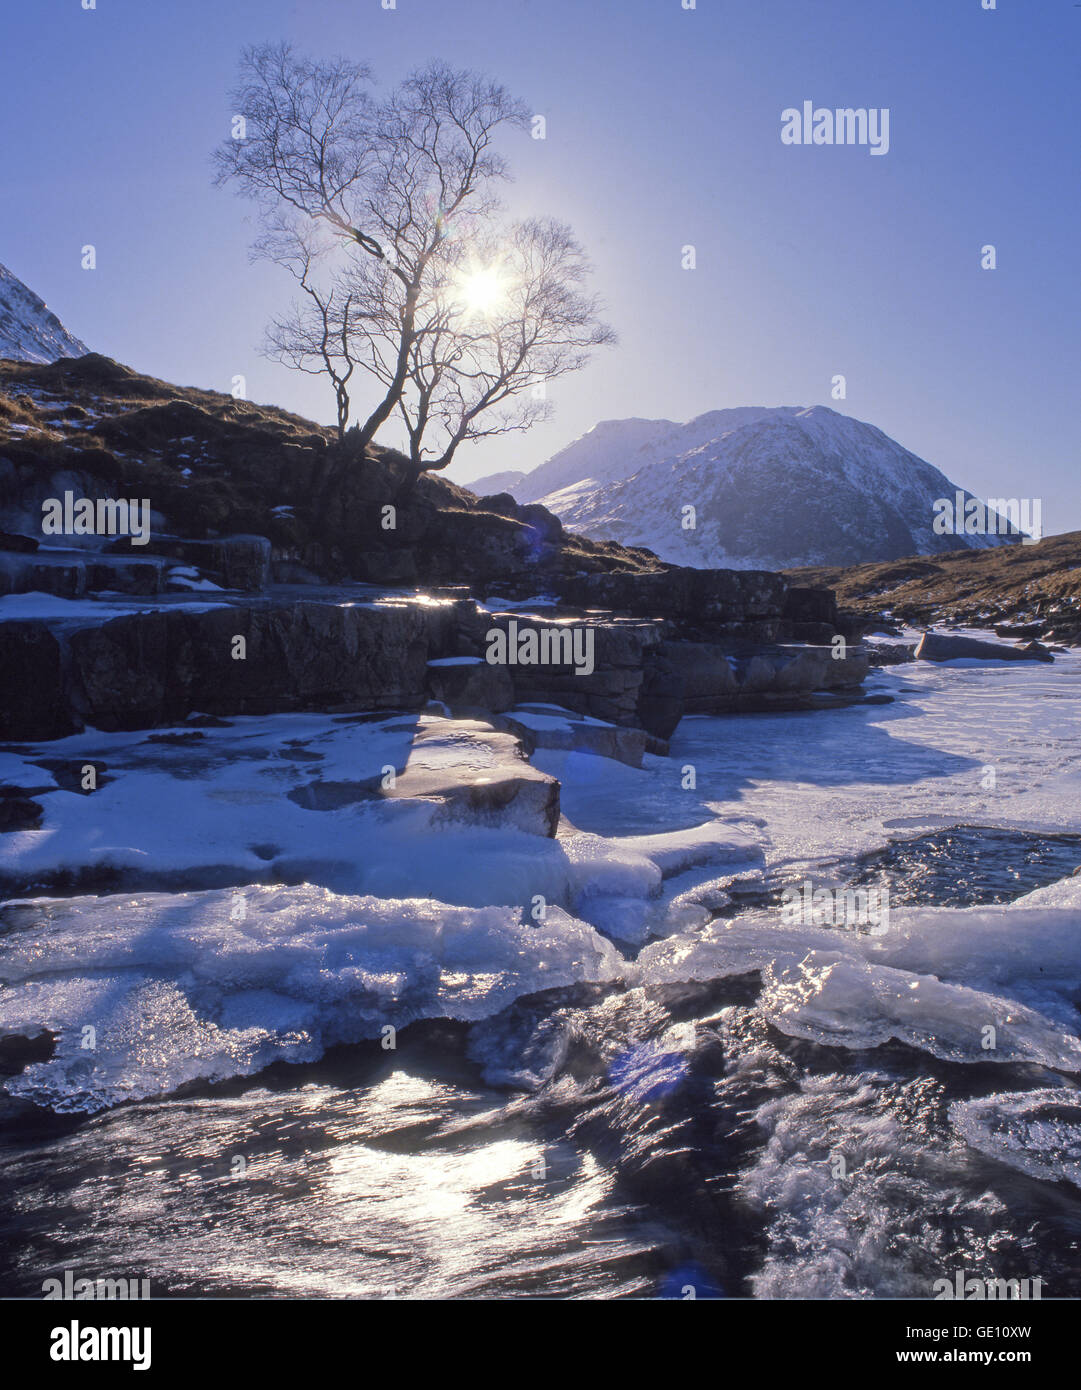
xmin=787 ymin=532 xmax=1081 ymax=641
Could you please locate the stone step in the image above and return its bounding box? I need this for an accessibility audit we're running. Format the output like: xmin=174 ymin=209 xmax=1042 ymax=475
xmin=0 ymin=548 xmax=169 ymax=598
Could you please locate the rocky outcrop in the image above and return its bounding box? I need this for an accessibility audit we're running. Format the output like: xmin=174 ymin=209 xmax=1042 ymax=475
xmin=479 ymin=614 xmax=664 ymax=729
xmin=55 ymin=598 xmax=464 ymax=732
xmin=108 ymin=535 xmax=271 ymax=591
xmin=866 ymin=641 xmax=917 ymax=667
xmin=657 ymin=639 xmax=870 ymax=718
xmin=0 ymin=548 xmax=169 ymax=598
xmin=425 ymin=657 xmax=515 ymax=713
xmin=0 ymin=592 xmax=873 ymax=742
xmin=557 ymin=566 xmax=787 ymax=634
xmin=0 ymin=353 xmax=869 ymax=743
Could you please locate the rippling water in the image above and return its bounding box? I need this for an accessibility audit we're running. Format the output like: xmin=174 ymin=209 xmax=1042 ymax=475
xmin=3 ymin=954 xmax=1079 ymax=1299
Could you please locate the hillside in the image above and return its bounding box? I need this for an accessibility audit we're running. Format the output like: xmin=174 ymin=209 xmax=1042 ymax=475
xmin=0 ymin=351 xmax=668 ymax=595
xmin=0 ymin=352 xmax=877 ymax=744
xmin=787 ymin=531 xmax=1081 ymax=642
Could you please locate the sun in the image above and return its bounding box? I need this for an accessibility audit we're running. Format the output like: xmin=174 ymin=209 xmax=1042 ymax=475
xmin=454 ymin=264 xmax=508 ymax=319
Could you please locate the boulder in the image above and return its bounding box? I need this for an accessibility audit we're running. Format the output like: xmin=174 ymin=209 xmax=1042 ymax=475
xmin=914 ymin=631 xmax=1054 ymax=663
xmin=866 ymin=642 xmax=917 ymax=667
xmin=727 ymin=643 xmax=870 ymax=701
xmin=636 ymin=648 xmax=686 ymax=740
xmin=657 ymin=641 xmax=738 ymax=715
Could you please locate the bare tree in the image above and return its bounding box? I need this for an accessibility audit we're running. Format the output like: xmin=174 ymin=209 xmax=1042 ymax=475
xmin=259 ymin=220 xmax=358 ymax=440
xmin=396 ymin=218 xmax=616 ymax=474
xmin=215 ymin=44 xmax=529 ymax=447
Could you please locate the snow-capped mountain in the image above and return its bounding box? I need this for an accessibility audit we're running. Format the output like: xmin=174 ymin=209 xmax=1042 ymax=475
xmin=496 ymin=406 xmax=1017 ymax=569
xmin=0 ymin=261 xmax=88 ymax=364
xmin=466 ymin=467 xmax=528 ymax=497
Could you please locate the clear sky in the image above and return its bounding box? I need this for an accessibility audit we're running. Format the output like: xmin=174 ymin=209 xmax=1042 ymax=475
xmin=2 ymin=1 xmax=1078 ymax=528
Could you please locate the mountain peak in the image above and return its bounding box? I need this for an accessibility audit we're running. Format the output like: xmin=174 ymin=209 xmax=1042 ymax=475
xmin=503 ymin=404 xmax=1018 ymax=569
xmin=0 ymin=261 xmax=89 ymax=365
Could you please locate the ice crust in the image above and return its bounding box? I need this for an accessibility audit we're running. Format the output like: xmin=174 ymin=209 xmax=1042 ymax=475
xmin=640 ymin=899 xmax=1081 ymax=1072
xmin=949 ymin=1089 xmax=1081 ymax=1188
xmin=0 ymin=885 xmax=624 ymax=1113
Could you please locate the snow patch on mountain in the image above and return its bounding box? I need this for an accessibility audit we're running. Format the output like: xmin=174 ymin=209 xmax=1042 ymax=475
xmin=467 ymin=468 xmax=528 ymax=497
xmin=0 ymin=261 xmax=88 ymax=365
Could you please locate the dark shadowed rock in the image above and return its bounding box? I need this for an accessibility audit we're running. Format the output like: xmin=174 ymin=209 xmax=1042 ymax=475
xmin=0 ymin=531 xmax=37 ymax=553
xmin=867 ymin=642 xmax=917 ymax=666
xmin=425 ymin=657 xmax=515 ymax=713
xmin=60 ymin=599 xmax=459 ymax=732
xmin=108 ymin=535 xmax=270 ymax=591
xmin=783 ymin=585 xmax=838 ymax=626
xmin=657 ymin=641 xmax=739 ymax=715
xmin=0 ymin=623 xmax=76 ymax=739
xmin=636 ymin=648 xmax=685 ymax=740
xmin=0 ymin=796 xmax=43 ymax=832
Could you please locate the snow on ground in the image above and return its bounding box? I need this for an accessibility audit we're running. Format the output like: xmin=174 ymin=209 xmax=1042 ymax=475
xmin=0 ymin=590 xmax=229 ymax=620
xmin=667 ymin=650 xmax=1081 ymax=869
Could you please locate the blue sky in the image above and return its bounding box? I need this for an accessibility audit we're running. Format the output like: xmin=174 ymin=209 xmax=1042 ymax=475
xmin=2 ymin=0 xmax=1078 ymax=528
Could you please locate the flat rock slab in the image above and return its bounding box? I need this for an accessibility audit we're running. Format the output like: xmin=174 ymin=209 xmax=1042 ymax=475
xmin=385 ymin=716 xmax=560 ymax=836
xmin=494 ymin=703 xmax=648 ymax=768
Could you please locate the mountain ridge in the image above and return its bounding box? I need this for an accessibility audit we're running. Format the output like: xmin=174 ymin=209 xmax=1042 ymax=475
xmin=0 ymin=262 xmax=89 ymax=365
xmin=473 ymin=404 xmax=1020 ymax=570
